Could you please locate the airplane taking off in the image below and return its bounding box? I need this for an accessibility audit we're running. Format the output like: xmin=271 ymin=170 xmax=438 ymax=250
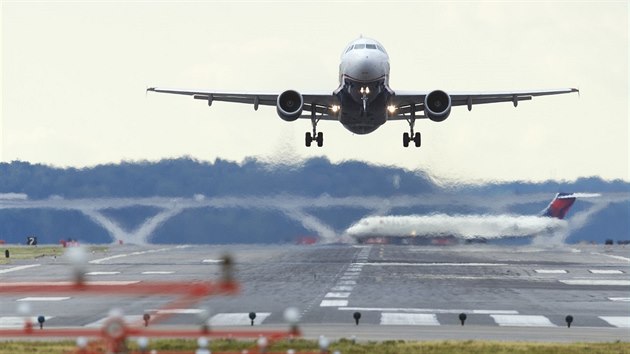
xmin=147 ymin=37 xmax=578 ymax=147
xmin=345 ymin=193 xmax=600 ymax=244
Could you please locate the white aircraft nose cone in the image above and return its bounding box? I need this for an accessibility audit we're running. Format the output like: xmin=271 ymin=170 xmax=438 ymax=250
xmin=346 ymin=57 xmax=377 ymax=81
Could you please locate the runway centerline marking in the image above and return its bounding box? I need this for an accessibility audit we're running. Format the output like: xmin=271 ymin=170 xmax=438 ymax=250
xmin=589 ymin=269 xmax=623 ymax=274
xmin=141 ymin=271 xmax=175 ymax=275
xmin=0 ymin=264 xmax=41 ymax=274
xmin=608 ymin=297 xmax=630 ymax=302
xmin=17 ymin=297 xmax=70 ymax=302
xmin=86 ymin=271 xmax=120 ymax=275
xmin=353 ymin=262 xmax=508 ymax=267
xmin=491 ymin=315 xmax=556 ymax=327
xmin=534 ymin=269 xmax=567 ymax=274
xmin=339 ymin=307 xmax=518 ymax=315
xmin=559 ymin=279 xmax=630 ymax=286
xmin=202 ymin=259 xmax=224 ymax=264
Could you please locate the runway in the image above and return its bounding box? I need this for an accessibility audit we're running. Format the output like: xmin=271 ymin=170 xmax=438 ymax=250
xmin=0 ymin=243 xmax=628 ymax=342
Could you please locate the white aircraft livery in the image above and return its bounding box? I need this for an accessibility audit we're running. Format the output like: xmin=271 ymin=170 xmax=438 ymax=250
xmin=147 ymin=37 xmax=578 ymax=147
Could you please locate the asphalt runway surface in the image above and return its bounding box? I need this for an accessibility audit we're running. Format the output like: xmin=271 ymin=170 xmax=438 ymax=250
xmin=1 ymin=243 xmax=629 ymax=342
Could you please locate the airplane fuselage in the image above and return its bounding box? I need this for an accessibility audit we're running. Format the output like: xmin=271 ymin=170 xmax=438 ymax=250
xmin=335 ymin=38 xmax=392 ymax=134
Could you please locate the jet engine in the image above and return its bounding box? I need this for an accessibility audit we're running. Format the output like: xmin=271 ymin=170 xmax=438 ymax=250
xmin=424 ymin=90 xmax=451 ymax=122
xmin=276 ymin=90 xmax=304 ymax=121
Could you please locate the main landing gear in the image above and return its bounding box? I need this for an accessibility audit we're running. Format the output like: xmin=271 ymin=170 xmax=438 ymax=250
xmin=305 ymin=110 xmax=324 ymax=147
xmin=403 ymin=113 xmax=421 ymax=148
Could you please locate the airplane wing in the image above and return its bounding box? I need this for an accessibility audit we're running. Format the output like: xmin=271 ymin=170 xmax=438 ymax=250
xmin=388 ymin=88 xmax=579 ymax=120
xmin=146 ymin=87 xmax=340 ymax=120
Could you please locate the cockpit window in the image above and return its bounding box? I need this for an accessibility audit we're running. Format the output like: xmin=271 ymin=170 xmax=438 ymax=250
xmin=366 ymin=44 xmax=377 ymax=49
xmin=354 ymin=44 xmax=366 ymax=49
xmin=345 ymin=45 xmax=354 ymax=53
xmin=376 ymin=45 xmax=386 ymax=53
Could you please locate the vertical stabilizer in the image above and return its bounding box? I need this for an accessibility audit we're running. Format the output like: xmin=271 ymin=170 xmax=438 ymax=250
xmin=541 ymin=193 xmax=577 ymax=219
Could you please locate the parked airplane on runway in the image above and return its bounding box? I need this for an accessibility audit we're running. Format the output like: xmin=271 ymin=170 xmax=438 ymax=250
xmin=147 ymin=36 xmax=578 ymax=147
xmin=345 ymin=193 xmax=599 ymax=245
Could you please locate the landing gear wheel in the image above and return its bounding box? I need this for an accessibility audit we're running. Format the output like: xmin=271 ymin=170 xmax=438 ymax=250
xmin=305 ymin=132 xmax=312 ymax=147
xmin=403 ymin=132 xmax=410 ymax=147
xmin=413 ymin=132 xmax=421 ymax=147
xmin=316 ymin=132 xmax=324 ymax=147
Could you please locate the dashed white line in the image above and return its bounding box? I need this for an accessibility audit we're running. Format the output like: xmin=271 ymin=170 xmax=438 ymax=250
xmin=202 ymin=259 xmax=224 ymax=264
xmin=535 ymin=269 xmax=567 ymax=274
xmin=338 ymin=280 xmax=356 ymax=285
xmin=86 ymin=315 xmax=143 ymax=328
xmin=589 ymin=269 xmax=623 ymax=274
xmin=17 ymin=297 xmax=70 ymax=302
xmin=0 ymin=264 xmax=41 ymax=274
xmin=320 ymin=300 xmax=348 ymax=307
xmin=149 ymin=309 xmax=205 ymax=315
xmin=86 ymin=271 xmax=120 ymax=275
xmin=354 ymin=262 xmax=508 ymax=267
xmin=141 ymin=271 xmax=174 ymax=275
xmin=592 ymin=252 xmax=630 ymax=263
xmin=560 ymin=279 xmax=630 ymax=286
xmin=608 ymin=297 xmax=630 ymax=302
xmin=325 ymin=292 xmax=350 ymax=298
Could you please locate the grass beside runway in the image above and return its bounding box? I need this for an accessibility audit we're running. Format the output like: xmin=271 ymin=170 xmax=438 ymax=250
xmin=1 ymin=339 xmax=629 ymax=353
xmin=0 ymin=245 xmax=108 ymax=265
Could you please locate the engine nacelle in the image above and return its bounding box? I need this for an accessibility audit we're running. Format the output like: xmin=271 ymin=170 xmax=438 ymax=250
xmin=276 ymin=90 xmax=304 ymax=122
xmin=424 ymin=90 xmax=451 ymax=122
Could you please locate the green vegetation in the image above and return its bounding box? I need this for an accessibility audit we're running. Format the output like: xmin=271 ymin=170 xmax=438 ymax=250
xmin=0 ymin=339 xmax=628 ymax=354
xmin=0 ymin=245 xmax=108 ymax=265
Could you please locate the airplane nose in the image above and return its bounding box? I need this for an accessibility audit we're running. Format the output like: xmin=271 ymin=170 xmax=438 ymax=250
xmin=347 ymin=57 xmax=375 ymax=81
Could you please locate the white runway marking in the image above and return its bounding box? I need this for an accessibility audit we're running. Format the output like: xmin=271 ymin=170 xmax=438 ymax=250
xmin=86 ymin=315 xmax=143 ymax=328
xmin=17 ymin=297 xmax=70 ymax=302
xmin=325 ymin=292 xmax=350 ymax=298
xmin=319 ymin=300 xmax=348 ymax=307
xmin=0 ymin=316 xmax=55 ymax=328
xmin=381 ymin=313 xmax=439 ymax=326
xmin=141 ymin=271 xmax=174 ymax=275
xmin=589 ymin=269 xmax=623 ymax=274
xmin=149 ymin=309 xmax=205 ymax=315
xmin=599 ymin=316 xmax=630 ymax=328
xmin=0 ymin=281 xmax=140 ymax=286
xmin=209 ymin=313 xmax=270 ymax=326
xmin=534 ymin=269 xmax=567 ymax=274
xmin=0 ymin=264 xmax=41 ymax=274
xmin=86 ymin=271 xmax=120 ymax=275
xmin=559 ymin=279 xmax=630 ymax=286
xmin=90 ymin=247 xmax=174 ymax=264
xmin=338 ymin=280 xmax=356 ymax=285
xmin=491 ymin=315 xmax=556 ymax=327
xmin=202 ymin=259 xmax=224 ymax=264
xmin=339 ymin=307 xmax=518 ymax=315
xmin=331 ymin=286 xmax=353 ymax=291
xmin=355 ymin=262 xmax=508 ymax=267
xmin=608 ymin=297 xmax=630 ymax=302
xmin=592 ymin=252 xmax=630 ymax=263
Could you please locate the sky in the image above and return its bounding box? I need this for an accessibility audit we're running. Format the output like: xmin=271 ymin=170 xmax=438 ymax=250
xmin=1 ymin=1 xmax=628 ymax=183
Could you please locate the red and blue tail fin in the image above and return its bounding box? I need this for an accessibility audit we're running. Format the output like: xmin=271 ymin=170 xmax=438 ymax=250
xmin=541 ymin=193 xmax=576 ymax=219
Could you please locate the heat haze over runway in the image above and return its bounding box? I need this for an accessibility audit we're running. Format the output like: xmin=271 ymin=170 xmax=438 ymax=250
xmin=1 ymin=243 xmax=628 ymax=342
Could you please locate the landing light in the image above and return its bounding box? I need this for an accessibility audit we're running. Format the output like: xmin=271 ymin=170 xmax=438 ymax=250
xmin=331 ymin=105 xmax=340 ymax=113
xmin=387 ymin=105 xmax=396 ymax=114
